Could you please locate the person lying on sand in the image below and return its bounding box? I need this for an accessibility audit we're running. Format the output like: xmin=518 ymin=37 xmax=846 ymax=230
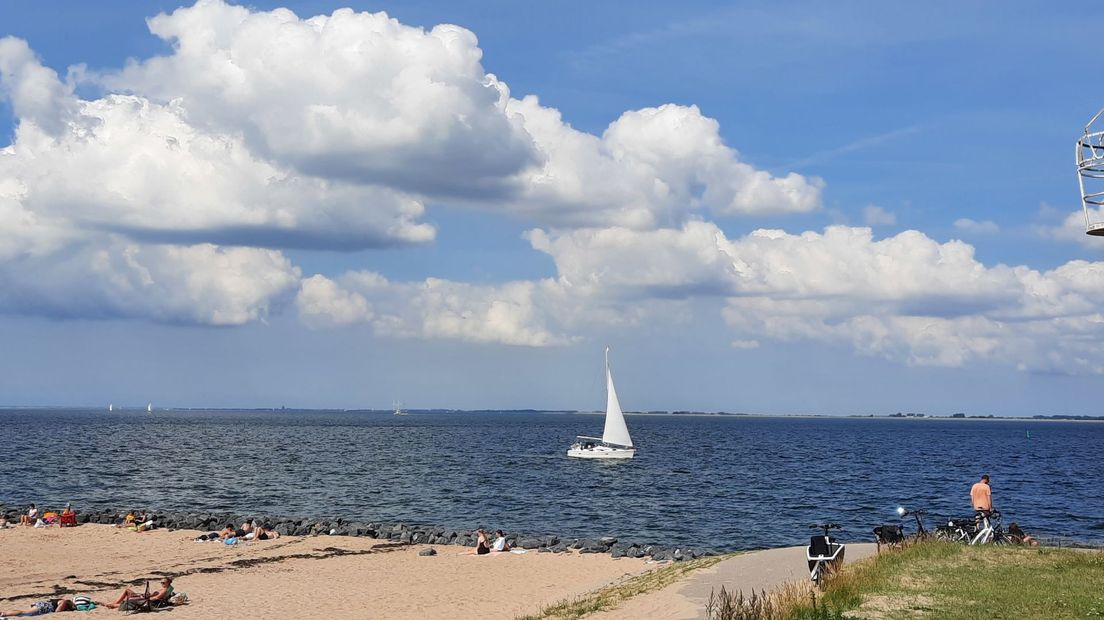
xmin=251 ymin=523 xmax=280 ymax=540
xmin=0 ymin=596 xmax=76 ymax=615
xmin=103 ymin=577 xmax=175 ymax=610
xmin=239 ymin=521 xmax=280 ymax=540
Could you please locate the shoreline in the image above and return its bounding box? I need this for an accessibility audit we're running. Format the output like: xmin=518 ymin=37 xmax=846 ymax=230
xmin=0 ymin=523 xmax=657 ymax=618
xmin=0 ymin=505 xmax=719 ymax=562
xmin=2 ymin=407 xmax=1103 ymax=422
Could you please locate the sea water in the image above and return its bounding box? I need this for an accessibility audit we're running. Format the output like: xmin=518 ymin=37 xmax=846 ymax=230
xmin=1 ymin=409 xmax=1100 ymax=550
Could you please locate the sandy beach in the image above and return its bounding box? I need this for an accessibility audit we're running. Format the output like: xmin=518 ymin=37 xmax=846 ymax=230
xmin=0 ymin=524 xmax=653 ymax=619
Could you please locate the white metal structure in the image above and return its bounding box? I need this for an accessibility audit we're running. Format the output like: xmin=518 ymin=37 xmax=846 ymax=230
xmin=1076 ymin=107 xmax=1104 ymax=235
xmin=567 ymin=347 xmax=635 ymax=459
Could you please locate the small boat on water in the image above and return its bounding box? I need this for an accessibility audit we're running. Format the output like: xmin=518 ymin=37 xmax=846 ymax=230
xmin=147 ymin=402 xmax=152 ymax=413
xmin=393 ymin=401 xmax=408 ymax=416
xmin=108 ymin=403 xmax=113 ymax=412
xmin=567 ymin=347 xmax=636 ymax=459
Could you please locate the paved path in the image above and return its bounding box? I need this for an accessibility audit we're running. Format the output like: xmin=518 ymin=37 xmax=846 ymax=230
xmin=594 ymin=542 xmax=878 ymax=619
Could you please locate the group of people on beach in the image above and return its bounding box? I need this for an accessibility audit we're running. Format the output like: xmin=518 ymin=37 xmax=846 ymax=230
xmin=114 ymin=510 xmax=156 ymax=532
xmin=0 ymin=504 xmax=76 ymax=529
xmin=471 ymin=528 xmax=512 ymax=555
xmin=0 ymin=577 xmax=185 ymax=616
xmin=193 ymin=519 xmax=281 ymax=543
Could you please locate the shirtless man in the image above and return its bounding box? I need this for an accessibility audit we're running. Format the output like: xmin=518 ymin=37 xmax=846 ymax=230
xmin=971 ymin=474 xmax=992 ymax=512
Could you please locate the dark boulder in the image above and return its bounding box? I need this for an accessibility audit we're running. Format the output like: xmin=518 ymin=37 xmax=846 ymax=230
xmin=418 ymin=548 xmax=437 ymax=556
xmin=517 ymin=537 xmax=544 ymax=549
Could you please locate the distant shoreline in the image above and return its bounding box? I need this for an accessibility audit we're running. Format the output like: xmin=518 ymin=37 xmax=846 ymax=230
xmin=0 ymin=406 xmax=1101 ymax=422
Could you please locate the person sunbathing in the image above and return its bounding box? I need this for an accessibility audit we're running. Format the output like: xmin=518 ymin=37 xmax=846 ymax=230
xmin=218 ymin=524 xmax=246 ymax=540
xmin=104 ymin=577 xmax=175 ymax=610
xmin=470 ymin=528 xmax=491 ymax=555
xmin=1008 ymin=523 xmax=1040 ymax=546
xmin=492 ymin=530 xmax=511 ymax=552
xmin=243 ymin=522 xmax=280 ymax=540
xmin=20 ymin=503 xmax=37 ymax=526
xmin=115 ymin=511 xmax=136 ymax=528
xmin=0 ymin=597 xmax=76 ymax=615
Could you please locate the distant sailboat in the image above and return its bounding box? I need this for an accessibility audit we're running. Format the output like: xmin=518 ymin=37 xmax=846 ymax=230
xmin=147 ymin=402 xmax=152 ymax=413
xmin=108 ymin=403 xmax=113 ymax=412
xmin=567 ymin=347 xmax=636 ymax=459
xmin=393 ymin=401 xmax=408 ymax=416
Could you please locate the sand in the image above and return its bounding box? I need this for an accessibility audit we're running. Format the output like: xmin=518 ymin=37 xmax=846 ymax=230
xmin=0 ymin=524 xmax=652 ymax=619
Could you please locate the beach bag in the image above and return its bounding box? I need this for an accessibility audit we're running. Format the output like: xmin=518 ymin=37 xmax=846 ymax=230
xmin=169 ymin=592 xmax=189 ymax=605
xmin=74 ymin=595 xmax=96 ymax=611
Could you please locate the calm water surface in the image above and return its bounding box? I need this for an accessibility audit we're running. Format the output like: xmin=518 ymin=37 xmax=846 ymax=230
xmin=1 ymin=409 xmax=1101 ymax=550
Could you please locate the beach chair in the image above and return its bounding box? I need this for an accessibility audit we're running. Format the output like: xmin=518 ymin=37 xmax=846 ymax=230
xmin=119 ymin=582 xmax=153 ymax=614
xmin=60 ymin=512 xmax=78 ymax=527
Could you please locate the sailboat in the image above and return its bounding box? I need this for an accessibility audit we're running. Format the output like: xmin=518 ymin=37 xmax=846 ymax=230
xmin=567 ymin=347 xmax=636 ymax=459
xmin=147 ymin=402 xmax=152 ymax=413
xmin=393 ymin=401 xmax=408 ymax=416
xmin=108 ymin=403 xmax=113 ymax=412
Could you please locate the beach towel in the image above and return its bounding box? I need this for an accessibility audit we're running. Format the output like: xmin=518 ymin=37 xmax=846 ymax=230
xmin=223 ymin=537 xmax=239 ymax=545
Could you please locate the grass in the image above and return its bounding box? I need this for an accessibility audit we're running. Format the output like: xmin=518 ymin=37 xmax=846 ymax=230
xmin=789 ymin=542 xmax=1104 ymax=619
xmin=517 ymin=554 xmax=732 ymax=619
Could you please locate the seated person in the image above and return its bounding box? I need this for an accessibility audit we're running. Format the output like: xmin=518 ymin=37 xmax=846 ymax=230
xmin=492 ymin=529 xmax=511 ymax=552
xmin=115 ymin=511 xmax=136 ymax=528
xmin=1007 ymin=522 xmax=1039 ymax=546
xmin=136 ymin=512 xmax=155 ymax=532
xmin=20 ymin=503 xmax=37 ymax=526
xmin=61 ymin=503 xmax=74 ymax=516
xmin=471 ymin=528 xmax=491 ymax=555
xmin=0 ymin=597 xmax=76 ymax=615
xmin=104 ymin=577 xmax=175 ymax=610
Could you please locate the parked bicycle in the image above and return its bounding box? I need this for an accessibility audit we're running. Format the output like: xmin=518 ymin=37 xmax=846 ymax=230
xmin=935 ymin=517 xmax=974 ymax=543
xmin=874 ymin=506 xmax=931 ymax=551
xmin=806 ymin=523 xmax=845 ymax=587
xmin=970 ymin=509 xmax=1010 ymax=545
xmin=897 ymin=506 xmax=931 ymax=543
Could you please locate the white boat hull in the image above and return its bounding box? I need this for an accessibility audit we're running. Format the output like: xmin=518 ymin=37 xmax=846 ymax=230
xmin=567 ymin=445 xmax=635 ymax=459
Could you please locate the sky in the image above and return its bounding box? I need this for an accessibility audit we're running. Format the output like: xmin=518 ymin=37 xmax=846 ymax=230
xmin=2 ymin=1 xmax=1104 ymax=415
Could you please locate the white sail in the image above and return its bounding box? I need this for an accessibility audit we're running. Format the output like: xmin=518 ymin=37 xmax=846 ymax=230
xmin=147 ymin=402 xmax=152 ymax=413
xmin=600 ymin=347 xmax=633 ymax=448
xmin=108 ymin=404 xmax=113 ymax=412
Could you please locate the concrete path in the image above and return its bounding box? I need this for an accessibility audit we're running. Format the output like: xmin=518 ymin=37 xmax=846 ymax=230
xmin=594 ymin=542 xmax=878 ymax=620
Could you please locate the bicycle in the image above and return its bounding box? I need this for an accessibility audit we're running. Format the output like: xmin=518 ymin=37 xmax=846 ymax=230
xmin=896 ymin=506 xmax=931 ymax=544
xmin=806 ymin=523 xmax=845 ymax=588
xmin=935 ymin=517 xmax=974 ymax=543
xmin=970 ymin=510 xmax=1010 ymax=545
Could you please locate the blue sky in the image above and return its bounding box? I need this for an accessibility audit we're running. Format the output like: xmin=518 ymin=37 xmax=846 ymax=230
xmin=1 ymin=1 xmax=1103 ymax=414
